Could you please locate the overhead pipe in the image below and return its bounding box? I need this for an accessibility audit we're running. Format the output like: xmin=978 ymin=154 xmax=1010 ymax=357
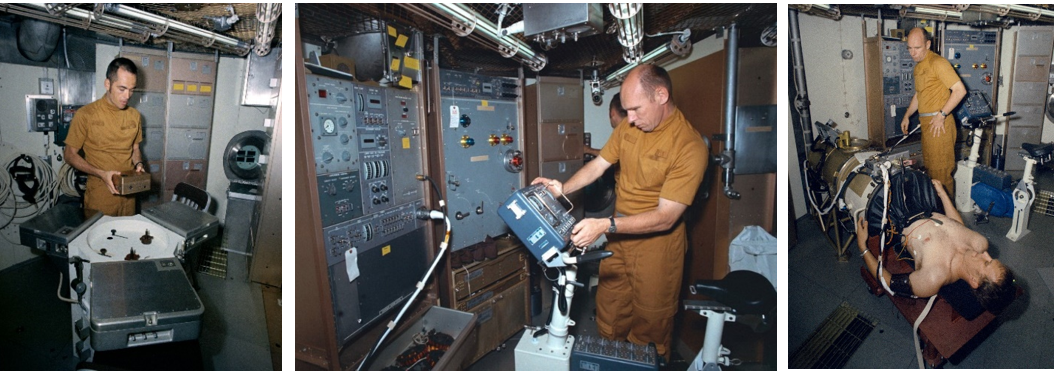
xmin=900 ymin=6 xmax=962 ymax=22
xmin=960 ymin=4 xmax=1053 ymax=23
xmin=11 ymin=3 xmax=250 ymax=55
xmin=789 ymin=4 xmax=842 ymax=20
xmin=720 ymin=23 xmax=740 ymax=200
xmin=18 ymin=3 xmax=144 ymax=34
xmin=403 ymin=3 xmax=547 ymax=71
xmin=102 ymin=4 xmax=250 ymax=53
xmin=789 ymin=9 xmax=813 ymax=154
xmin=602 ymin=30 xmax=692 ymax=88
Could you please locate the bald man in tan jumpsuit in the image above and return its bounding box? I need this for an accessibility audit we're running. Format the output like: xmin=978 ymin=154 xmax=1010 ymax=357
xmin=533 ymin=64 xmax=707 ymax=358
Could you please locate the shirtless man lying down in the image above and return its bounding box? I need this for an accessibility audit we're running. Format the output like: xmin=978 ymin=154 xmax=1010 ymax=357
xmin=857 ymin=179 xmax=1016 ymax=313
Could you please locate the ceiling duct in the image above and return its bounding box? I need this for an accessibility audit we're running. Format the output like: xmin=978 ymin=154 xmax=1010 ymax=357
xmin=16 ymin=18 xmax=62 ymax=62
xmin=399 ymin=3 xmax=548 ymax=71
xmin=0 ymin=4 xmax=251 ymax=56
xmin=609 ymin=3 xmax=644 ymax=64
xmin=254 ymin=3 xmax=281 ymax=56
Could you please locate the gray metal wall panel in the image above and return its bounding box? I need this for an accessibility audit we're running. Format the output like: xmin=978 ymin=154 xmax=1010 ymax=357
xmin=734 ymin=105 xmax=778 ymax=174
xmin=537 ymin=78 xmax=584 ymax=122
xmin=1012 ymin=56 xmax=1052 ymax=82
xmin=539 ymin=122 xmax=584 ymax=162
xmin=132 ymin=92 xmax=167 ymax=128
xmin=141 ymin=127 xmax=165 ymax=162
xmin=1015 ymin=29 xmax=1054 ymax=56
xmin=1009 ymin=105 xmax=1045 ymax=127
xmin=166 ymin=128 xmax=210 ymax=160
xmin=387 ymin=89 xmax=425 ymax=206
xmin=167 ymin=94 xmax=214 ymax=129
xmin=1011 ymin=81 xmax=1047 ymax=104
xmin=440 ymin=96 xmax=522 ymax=251
xmin=164 ymin=160 xmax=207 ymax=190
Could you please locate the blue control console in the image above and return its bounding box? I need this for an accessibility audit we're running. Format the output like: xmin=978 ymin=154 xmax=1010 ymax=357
xmin=497 ymin=184 xmax=576 ymax=268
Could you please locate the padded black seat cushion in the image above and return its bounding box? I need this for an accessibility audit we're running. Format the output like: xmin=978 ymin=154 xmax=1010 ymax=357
xmin=1022 ymin=142 xmax=1053 ymax=162
xmin=693 ymin=270 xmax=776 ymax=315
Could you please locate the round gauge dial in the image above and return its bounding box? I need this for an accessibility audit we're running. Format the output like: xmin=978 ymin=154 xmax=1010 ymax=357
xmin=321 ymin=118 xmax=336 ymax=135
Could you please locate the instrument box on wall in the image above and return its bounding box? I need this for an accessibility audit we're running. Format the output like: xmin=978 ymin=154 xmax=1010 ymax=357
xmin=89 ymin=258 xmax=203 ymax=351
xmin=113 ymin=171 xmax=152 ymax=195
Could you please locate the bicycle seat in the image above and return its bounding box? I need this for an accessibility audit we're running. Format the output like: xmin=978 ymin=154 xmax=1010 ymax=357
xmin=1021 ymin=142 xmax=1053 ymax=163
xmin=691 ymin=270 xmax=776 ymax=315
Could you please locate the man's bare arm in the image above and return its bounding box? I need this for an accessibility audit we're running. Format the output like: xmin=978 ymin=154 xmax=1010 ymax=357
xmin=941 ymin=81 xmax=968 ymax=118
xmin=932 ymin=179 xmax=962 ymax=224
xmin=131 ymin=145 xmax=145 ymax=173
xmin=64 ymin=145 xmax=119 ymax=194
xmin=857 ymin=217 xmax=892 ymax=287
xmin=901 ymin=93 xmax=920 ymax=134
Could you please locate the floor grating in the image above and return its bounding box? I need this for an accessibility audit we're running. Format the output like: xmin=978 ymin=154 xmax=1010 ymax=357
xmin=196 ymin=244 xmax=228 ymax=278
xmin=790 ymin=302 xmax=877 ymax=369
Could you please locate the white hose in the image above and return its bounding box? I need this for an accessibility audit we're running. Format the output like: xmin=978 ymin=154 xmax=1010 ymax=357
xmin=876 ymin=163 xmax=896 ymax=297
xmin=0 ymin=153 xmax=58 ymax=234
xmin=356 ymin=213 xmax=450 ymax=371
xmin=803 ymin=159 xmax=866 ymax=216
xmin=57 ymin=271 xmax=78 ymax=304
xmin=58 ymin=162 xmax=82 ymax=197
xmin=914 ymin=295 xmax=937 ymax=369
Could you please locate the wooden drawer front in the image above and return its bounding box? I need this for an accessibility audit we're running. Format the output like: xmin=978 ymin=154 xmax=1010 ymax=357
xmin=453 ymin=246 xmax=528 ymax=300
xmin=457 ymin=272 xmax=530 ymax=363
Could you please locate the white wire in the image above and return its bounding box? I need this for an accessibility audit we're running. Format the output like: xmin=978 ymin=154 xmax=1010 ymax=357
xmin=356 ymin=214 xmax=451 ymax=371
xmin=58 ymin=162 xmax=82 ymax=197
xmin=802 ymin=160 xmax=826 ymax=217
xmin=57 ymin=271 xmax=78 ymax=304
xmin=914 ymin=295 xmax=937 ymax=369
xmin=0 ymin=153 xmax=59 ymax=233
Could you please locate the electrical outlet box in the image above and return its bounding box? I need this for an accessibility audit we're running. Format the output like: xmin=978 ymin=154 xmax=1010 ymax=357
xmin=39 ymin=78 xmax=54 ymax=95
xmin=26 ymin=95 xmax=58 ymax=132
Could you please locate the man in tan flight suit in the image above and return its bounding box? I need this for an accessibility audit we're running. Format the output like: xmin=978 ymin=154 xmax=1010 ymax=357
xmin=900 ymin=27 xmax=967 ymax=195
xmin=64 ymin=57 xmax=145 ymax=216
xmin=533 ymin=64 xmax=707 ymax=359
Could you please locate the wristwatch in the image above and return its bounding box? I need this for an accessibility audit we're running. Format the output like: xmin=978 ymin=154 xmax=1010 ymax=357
xmin=938 ymin=110 xmax=948 ymax=117
xmin=607 ymin=216 xmax=617 ymax=233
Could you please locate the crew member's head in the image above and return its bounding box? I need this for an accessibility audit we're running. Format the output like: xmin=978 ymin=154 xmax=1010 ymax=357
xmin=970 ymin=255 xmax=1016 ymax=313
xmin=906 ymin=27 xmax=932 ymax=63
xmin=620 ymin=64 xmax=673 ymax=133
xmin=105 ymin=57 xmax=138 ymax=110
xmin=609 ymin=93 xmax=627 ymax=128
